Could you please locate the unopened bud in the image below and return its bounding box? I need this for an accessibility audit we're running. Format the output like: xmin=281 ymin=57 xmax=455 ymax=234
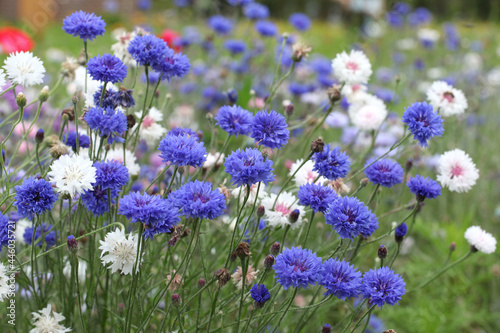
xmin=283 ymin=100 xmax=294 ymax=117
xmin=261 ymin=149 xmax=269 ymax=160
xmin=35 ymin=129 xmax=45 ymax=144
xmin=405 ymin=159 xmax=413 ymax=173
xmin=67 ymin=235 xmax=78 ymax=254
xmin=39 ymin=86 xmax=49 ymax=102
xmin=360 ymin=178 xmax=369 ymax=188
xmin=16 ymin=92 xmax=27 ymax=108
xmin=227 ymin=89 xmax=238 ymax=104
xmin=264 ymin=255 xmax=275 ymax=270
xmin=126 ymin=114 xmax=136 ymax=130
xmin=378 ymin=245 xmax=388 ymax=259
xmin=322 ymin=324 xmax=332 ymax=333
xmin=178 ymin=166 xmax=185 ymax=175
xmin=206 ymin=112 xmax=214 ymax=121
xmin=256 ymin=205 xmax=265 ymax=218
xmin=71 ymin=95 xmax=79 ymax=105
xmin=327 ymin=85 xmax=341 ymax=103
xmin=394 ymin=222 xmax=407 ymax=243
xmin=288 ymin=209 xmax=300 ymax=223
xmin=117 ymin=303 xmax=126 ymax=315
xmin=197 ymin=278 xmax=206 ymax=289
xmin=270 ymin=242 xmax=280 ymax=256
xmin=171 ymin=293 xmax=181 ymax=307
xmin=310 ymin=138 xmax=325 ymax=153
xmin=62 ymin=107 xmax=75 ymax=121
xmin=449 ymin=242 xmax=456 ymax=252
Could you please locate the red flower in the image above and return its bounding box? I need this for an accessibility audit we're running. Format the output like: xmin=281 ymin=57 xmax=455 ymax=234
xmin=160 ymin=29 xmax=181 ymax=52
xmin=0 ymin=27 xmax=34 ymax=54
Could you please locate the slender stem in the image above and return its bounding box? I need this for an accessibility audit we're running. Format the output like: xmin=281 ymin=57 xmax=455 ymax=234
xmin=225 ymin=185 xmax=251 ymax=267
xmin=234 ymin=257 xmax=248 ymax=333
xmin=271 ymin=288 xmax=298 ymax=333
xmin=302 ymin=211 xmax=315 ymax=247
xmin=273 ymin=152 xmax=313 ymax=209
xmin=125 ymin=224 xmax=145 ymax=333
xmin=367 ymin=184 xmax=380 ymax=206
xmin=351 ymin=305 xmax=376 ymax=333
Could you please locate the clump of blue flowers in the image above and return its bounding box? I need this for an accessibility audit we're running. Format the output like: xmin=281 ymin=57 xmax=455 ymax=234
xmin=87 ymin=54 xmax=127 ymax=83
xmin=319 ymin=258 xmax=362 ymax=300
xmin=215 ymin=105 xmax=254 ymax=137
xmin=407 ymin=175 xmax=442 ymax=201
xmin=84 ymin=106 xmax=128 ymax=144
xmin=158 ymin=131 xmax=207 ymax=168
xmin=364 ymin=158 xmax=404 ymax=188
xmin=297 ymin=183 xmax=338 ymax=214
xmin=24 ymin=223 xmax=57 ymax=248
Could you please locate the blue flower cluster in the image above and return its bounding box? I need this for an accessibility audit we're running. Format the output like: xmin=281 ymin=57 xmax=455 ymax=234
xmin=362 ymin=267 xmax=406 ymax=308
xmin=158 ymin=131 xmax=207 ymax=168
xmin=215 ymin=105 xmax=253 ymax=137
xmin=318 ymin=258 xmax=362 ymax=300
xmin=224 ymin=148 xmax=275 ymax=187
xmin=128 ymin=34 xmax=168 ymax=67
xmin=168 ymin=181 xmax=226 ymax=220
xmin=23 ymin=223 xmax=57 ymax=248
xmin=87 ymin=54 xmax=127 ymax=83
xmin=407 ymin=175 xmax=442 ymax=201
xmin=208 ymin=15 xmax=233 ymax=35
xmin=312 ymin=144 xmax=350 ymax=181
xmin=251 ymin=110 xmax=289 ymax=149
xmin=62 ymin=11 xmax=106 ymax=41
xmin=84 ymin=106 xmax=128 ymax=144
xmin=273 ymin=247 xmax=323 ymax=290
xmin=63 ymin=131 xmax=90 ymax=151
xmin=364 ymin=158 xmax=404 ymax=188
xmin=250 ymin=284 xmax=271 ymax=307
xmin=14 ymin=176 xmax=58 ymax=220
xmin=0 ymin=212 xmax=11 ymax=250
xmin=289 ymin=13 xmax=311 ymax=31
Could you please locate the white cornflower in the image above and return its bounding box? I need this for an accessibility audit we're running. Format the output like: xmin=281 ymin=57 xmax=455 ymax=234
xmin=99 ymin=228 xmax=141 ymax=275
xmin=0 ymin=70 xmax=6 ymax=92
xmin=426 ymin=81 xmax=468 ymax=117
xmin=232 ymin=265 xmax=259 ymax=289
xmin=3 ymin=51 xmax=46 ymax=87
xmin=332 ymin=50 xmax=372 ymax=85
xmin=203 ymin=152 xmax=224 ymax=169
xmin=289 ymin=159 xmax=327 ymax=187
xmin=111 ymin=29 xmax=138 ymax=67
xmin=30 ymin=304 xmax=71 ymax=333
xmin=133 ymin=107 xmax=167 ymax=147
xmin=464 ymin=226 xmax=496 ymax=254
xmin=437 ymin=149 xmax=479 ymax=193
xmin=342 ymin=84 xmax=368 ymax=104
xmin=348 ymin=93 xmax=387 ymax=131
xmin=0 ymin=263 xmax=10 ymax=301
xmin=106 ymin=147 xmax=140 ymax=176
xmin=48 ymin=154 xmax=96 ymax=198
xmin=261 ymin=191 xmax=306 ymax=230
xmin=62 ymin=258 xmax=87 ymax=283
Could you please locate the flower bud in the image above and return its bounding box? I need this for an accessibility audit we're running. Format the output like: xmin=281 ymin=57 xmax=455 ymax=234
xmin=16 ymin=92 xmax=27 ymax=108
xmin=227 ymin=88 xmax=238 ymax=104
xmin=264 ymin=255 xmax=275 ymax=270
xmin=288 ymin=209 xmax=300 ymax=224
xmin=284 ymin=101 xmax=294 ymax=117
xmin=256 ymin=205 xmax=265 ymax=218
xmin=291 ymin=42 xmax=312 ymax=62
xmin=126 ymin=114 xmax=136 ymax=130
xmin=310 ymin=138 xmax=325 ymax=153
xmin=378 ymin=245 xmax=388 ymax=259
xmin=327 ymin=85 xmax=341 ymax=103
xmin=171 ymin=293 xmax=181 ymax=307
xmin=62 ymin=107 xmax=75 ymax=122
xmin=39 ymin=86 xmax=49 ymax=102
xmin=449 ymin=242 xmax=456 ymax=252
xmin=178 ymin=166 xmax=185 ymax=175
xmin=117 ymin=303 xmax=126 ymax=315
xmin=35 ymin=129 xmax=45 ymax=144
xmin=215 ymin=268 xmax=231 ymax=287
xmin=197 ymin=278 xmax=206 ymax=289
xmin=67 ymin=235 xmax=78 ymax=254
xmin=233 ymin=242 xmax=251 ymax=260
xmin=270 ymin=242 xmax=280 ymax=256
xmin=359 ymin=178 xmax=369 ymax=188
xmin=322 ymin=324 xmax=332 ymax=333
xmin=71 ymin=95 xmax=79 ymax=105
xmin=405 ymin=159 xmax=413 ymax=173
xmin=395 ymin=222 xmax=407 ymax=243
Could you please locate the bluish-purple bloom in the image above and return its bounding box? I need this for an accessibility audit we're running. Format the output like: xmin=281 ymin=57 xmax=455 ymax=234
xmin=158 ymin=132 xmax=206 ymax=168
xmin=255 ymin=20 xmax=277 ymax=37
xmin=224 ymin=40 xmax=247 ymax=55
xmin=319 ymin=258 xmax=362 ymax=300
xmin=63 ymin=131 xmax=90 ymax=151
xmin=395 ymin=222 xmax=407 ymax=238
xmin=208 ymin=15 xmax=233 ymax=35
xmin=228 ymin=0 xmax=254 ymax=6
xmin=408 ymin=7 xmax=432 ymax=26
xmin=244 ymin=3 xmax=269 ymax=20
xmin=0 ymin=212 xmax=12 ymax=250
xmin=401 ymin=102 xmax=444 ymax=148
xmin=84 ymin=106 xmax=128 ymax=144
xmin=289 ymin=13 xmax=311 ymax=31
xmin=250 ymin=284 xmax=271 ymax=305
xmin=224 ymin=148 xmax=275 ymax=187
xmin=152 ymin=48 xmax=191 ymax=80
xmin=273 ymin=247 xmax=323 ymax=290
xmin=312 ymin=144 xmax=350 ymax=181
xmin=87 ymin=54 xmax=127 ymax=83
xmin=62 ymin=11 xmax=106 ymax=41
xmin=364 ymin=158 xmax=404 ymax=188
xmin=407 ymin=175 xmax=441 ymax=200
xmin=325 ymin=196 xmax=379 ymax=240
xmin=14 ymin=176 xmax=58 ymax=220
xmin=251 ymin=110 xmax=289 ymax=149
xmin=93 ymin=160 xmax=129 ymax=191
xmin=297 ymin=183 xmax=338 ymax=214
xmin=362 ymin=267 xmax=406 ymax=308
xmin=128 ymin=34 xmax=168 ymax=67
xmin=81 ymin=186 xmax=117 ymax=217
xmin=168 ymin=180 xmax=226 ymax=220
xmin=24 ymin=223 xmax=56 ymax=248
xmin=215 ymin=105 xmax=253 ymax=137
xmin=168 ymin=127 xmax=199 ymax=140
xmin=113 ymin=87 xmax=135 ymax=108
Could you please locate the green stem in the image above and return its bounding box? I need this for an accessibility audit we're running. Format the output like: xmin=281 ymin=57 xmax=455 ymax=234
xmin=302 ymin=211 xmax=315 ymax=247
xmin=271 ymin=288 xmax=298 ymax=333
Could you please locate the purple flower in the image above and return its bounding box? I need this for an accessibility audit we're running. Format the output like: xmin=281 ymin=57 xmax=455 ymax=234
xmin=312 ymin=144 xmax=350 ymax=181
xmin=152 ymin=48 xmax=191 ymax=81
xmin=87 ymin=54 xmax=127 ymax=83
xmin=364 ymin=158 xmax=404 ymax=188
xmin=215 ymin=105 xmax=253 ymax=137
xmin=289 ymin=13 xmax=311 ymax=31
xmin=319 ymin=258 xmax=362 ymax=300
xmin=0 ymin=212 xmax=12 ymax=250
xmin=168 ymin=127 xmax=199 ymax=140
xmin=273 ymin=247 xmax=323 ymax=290
xmin=63 ymin=131 xmax=90 ymax=151
xmin=224 ymin=40 xmax=247 ymax=55
xmin=81 ymin=186 xmax=117 ymax=217
xmin=244 ymin=3 xmax=269 ymax=20
xmin=158 ymin=132 xmax=206 ymax=168
xmin=250 ymin=284 xmax=271 ymax=306
xmin=84 ymin=106 xmax=128 ymax=144
xmin=113 ymin=87 xmax=135 ymax=108
xmin=62 ymin=11 xmax=106 ymax=41
xmin=407 ymin=175 xmax=441 ymax=201
xmin=297 ymin=183 xmax=338 ymax=214
xmin=14 ymin=176 xmax=58 ymax=220
xmin=395 ymin=222 xmax=407 ymax=241
xmin=362 ymin=267 xmax=406 ymax=308
xmin=24 ymin=223 xmax=56 ymax=248
xmin=325 ymin=196 xmax=378 ymax=240
xmin=128 ymin=34 xmax=168 ymax=67
xmin=255 ymin=20 xmax=277 ymax=37
xmin=401 ymin=102 xmax=444 ymax=148
xmin=251 ymin=110 xmax=289 ymax=149
xmin=92 ymin=160 xmax=129 ymax=191
xmin=224 ymin=148 xmax=275 ymax=187
xmin=168 ymin=181 xmax=226 ymax=220
xmin=208 ymin=15 xmax=233 ymax=35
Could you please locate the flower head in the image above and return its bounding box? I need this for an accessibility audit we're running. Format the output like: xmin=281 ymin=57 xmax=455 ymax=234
xmin=158 ymin=131 xmax=207 ymax=168
xmin=402 ymin=102 xmax=444 ymax=148
xmin=427 ymin=81 xmax=468 ymax=117
xmin=319 ymin=258 xmax=362 ymax=300
xmin=362 ymin=267 xmax=406 ymax=308
xmin=395 ymin=222 xmax=407 ymax=239
xmin=62 ymin=11 xmax=105 ymax=41
xmin=325 ymin=196 xmax=378 ymax=240
xmin=0 ymin=212 xmax=12 ymax=250
xmin=63 ymin=131 xmax=90 ymax=151
xmin=216 ymin=105 xmax=254 ymax=137
xmin=407 ymin=175 xmax=441 ymax=201
xmin=152 ymin=48 xmax=191 ymax=80
xmin=87 ymin=54 xmax=127 ymax=83
xmin=289 ymin=13 xmax=311 ymax=31
xmin=168 ymin=180 xmax=226 ymax=220
xmin=273 ymin=247 xmax=323 ymax=290
xmin=232 ymin=265 xmax=259 ymax=289
xmin=208 ymin=15 xmax=233 ymax=35
xmin=84 ymin=106 xmax=128 ymax=144
xmin=133 ymin=107 xmax=167 ymax=147
xmin=14 ymin=176 xmax=58 ymax=220
xmin=348 ymin=93 xmax=388 ymax=131
xmin=244 ymin=3 xmax=269 ymax=20
xmin=289 ymin=159 xmax=328 ymax=187
xmin=297 ymin=183 xmax=338 ymax=214
xmin=332 ymin=50 xmax=372 ymax=84
xmin=30 ymin=304 xmax=71 ymax=333
xmin=3 ymin=51 xmax=45 ymax=87
xmin=250 ymin=284 xmax=271 ymax=307
xmin=224 ymin=148 xmax=274 ymax=187
xmin=364 ymin=159 xmax=404 ymax=188
xmin=93 ymin=160 xmax=129 ymax=191
xmin=437 ymin=149 xmax=479 ymax=193
xmin=254 ymin=20 xmax=277 ymax=37
xmin=48 ymin=154 xmax=96 ymax=198
xmin=312 ymin=144 xmax=350 ymax=181
xmin=127 ymin=34 xmax=168 ymax=67
xmin=261 ymin=192 xmax=306 ymax=230
xmin=251 ymin=110 xmax=290 ymax=149
xmin=99 ymin=228 xmax=141 ymax=275
xmin=24 ymin=223 xmax=56 ymax=248
xmin=464 ymin=226 xmax=496 ymax=254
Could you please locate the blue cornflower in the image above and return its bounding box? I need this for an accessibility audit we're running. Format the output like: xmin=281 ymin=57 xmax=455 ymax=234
xmin=386 ymin=11 xmax=404 ymax=28
xmin=407 ymin=175 xmax=441 ymax=201
xmin=325 ymin=196 xmax=379 ymax=240
xmin=395 ymin=222 xmax=407 ymax=242
xmin=362 ymin=267 xmax=406 ymax=308
xmin=14 ymin=176 xmax=58 ymax=220
xmin=251 ymin=110 xmax=289 ymax=149
xmin=393 ymin=2 xmax=411 ymax=15
xmin=23 ymin=224 xmax=56 ymax=248
xmin=81 ymin=186 xmax=117 ymax=217
xmin=152 ymin=48 xmax=191 ymax=81
xmin=289 ymin=13 xmax=311 ymax=31
xmin=244 ymin=3 xmax=269 ymax=20
xmin=273 ymin=247 xmax=323 ymax=290
xmin=62 ymin=11 xmax=106 ymax=41
xmin=250 ymin=284 xmax=271 ymax=307
xmin=228 ymin=0 xmax=254 ymax=6
xmin=309 ymin=56 xmax=332 ymax=76
xmin=224 ymin=40 xmax=247 ymax=55
xmin=113 ymin=87 xmax=135 ymax=108
xmin=92 ymin=85 xmax=116 ymax=108
xmin=215 ymin=105 xmax=253 ymax=137
xmin=63 ymin=131 xmax=90 ymax=151
xmin=0 ymin=212 xmax=12 ymax=250
xmin=168 ymin=180 xmax=226 ymax=220
xmin=158 ymin=132 xmax=206 ymax=168
xmin=401 ymin=102 xmax=444 ymax=148
xmin=224 ymin=148 xmax=275 ymax=187
xmin=408 ymin=7 xmax=432 ymax=26
xmin=87 ymin=54 xmax=127 ymax=83
xmin=255 ymin=20 xmax=277 ymax=37
xmin=297 ymin=183 xmax=338 ymax=214
xmin=93 ymin=160 xmax=129 ymax=191
xmin=168 ymin=127 xmax=200 ymax=140
xmin=84 ymin=106 xmax=128 ymax=144
xmin=128 ymin=34 xmax=168 ymax=67
xmin=319 ymin=258 xmax=362 ymax=300
xmin=312 ymin=144 xmax=350 ymax=181
xmin=119 ymin=192 xmax=180 ymax=239
xmin=364 ymin=158 xmax=404 ymax=188
xmin=208 ymin=15 xmax=233 ymax=35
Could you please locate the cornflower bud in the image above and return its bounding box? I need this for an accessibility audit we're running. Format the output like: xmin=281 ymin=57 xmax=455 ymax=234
xmin=288 ymin=209 xmax=300 ymax=224
xmin=327 ymin=85 xmax=341 ymax=103
xmin=233 ymin=242 xmax=251 ymax=260
xmin=360 ymin=178 xmax=369 ymax=188
xmin=264 ymin=255 xmax=275 ymax=270
xmin=215 ymin=268 xmax=231 ymax=287
xmin=378 ymin=245 xmax=388 ymax=259
xmin=39 ymin=86 xmax=49 ymax=102
xmin=310 ymin=138 xmax=325 ymax=153
xmin=322 ymin=324 xmax=332 ymax=333
xmin=197 ymin=278 xmax=206 ymax=289
xmin=35 ymin=129 xmax=45 ymax=144
xmin=256 ymin=205 xmax=265 ymax=218
xmin=16 ymin=92 xmax=27 ymax=108
xmin=270 ymin=242 xmax=280 ymax=256
xmin=62 ymin=107 xmax=75 ymax=121
xmin=171 ymin=293 xmax=181 ymax=307
xmin=227 ymin=88 xmax=238 ymax=104
xmin=126 ymin=114 xmax=136 ymax=130
xmin=67 ymin=235 xmax=78 ymax=254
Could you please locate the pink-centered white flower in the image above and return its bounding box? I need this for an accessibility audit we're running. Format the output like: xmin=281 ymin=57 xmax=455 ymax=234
xmin=48 ymin=153 xmax=96 ymax=198
xmin=348 ymin=93 xmax=387 ymax=131
xmin=289 ymin=159 xmax=327 ymax=187
xmin=3 ymin=51 xmax=46 ymax=87
xmin=332 ymin=50 xmax=372 ymax=85
xmin=99 ymin=228 xmax=141 ymax=275
xmin=464 ymin=226 xmax=496 ymax=254
xmin=437 ymin=149 xmax=479 ymax=193
xmin=106 ymin=147 xmax=140 ymax=176
xmin=30 ymin=304 xmax=71 ymax=333
xmin=261 ymin=191 xmax=306 ymax=230
xmin=426 ymin=81 xmax=468 ymax=117
xmin=133 ymin=106 xmax=167 ymax=147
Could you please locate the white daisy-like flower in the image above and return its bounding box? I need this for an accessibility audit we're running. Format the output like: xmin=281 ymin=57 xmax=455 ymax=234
xmin=0 ymin=70 xmax=6 ymax=92
xmin=396 ymin=38 xmax=417 ymax=50
xmin=342 ymin=84 xmax=368 ymax=104
xmin=464 ymin=226 xmax=496 ymax=254
xmin=62 ymin=257 xmax=87 ymax=282
xmin=99 ymin=228 xmax=141 ymax=275
xmin=203 ymin=152 xmax=224 ymax=169
xmin=106 ymin=147 xmax=140 ymax=176
xmin=133 ymin=107 xmax=167 ymax=147
xmin=30 ymin=304 xmax=71 ymax=333
xmin=331 ymin=50 xmax=372 ymax=85
xmin=417 ymin=28 xmax=440 ymax=44
xmin=111 ymin=29 xmax=138 ymax=67
xmin=260 ymin=191 xmax=306 ymax=230
xmin=348 ymin=93 xmax=387 ymax=131
xmin=232 ymin=265 xmax=259 ymax=289
xmin=426 ymin=81 xmax=468 ymax=117
xmin=289 ymin=159 xmax=327 ymax=187
xmin=48 ymin=154 xmax=96 ymax=198
xmin=0 ymin=262 xmax=10 ymax=301
xmin=437 ymin=149 xmax=479 ymax=193
xmin=3 ymin=51 xmax=46 ymax=87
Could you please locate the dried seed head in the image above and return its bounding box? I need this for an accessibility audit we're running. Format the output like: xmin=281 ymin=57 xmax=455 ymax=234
xmin=215 ymin=268 xmax=231 ymax=287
